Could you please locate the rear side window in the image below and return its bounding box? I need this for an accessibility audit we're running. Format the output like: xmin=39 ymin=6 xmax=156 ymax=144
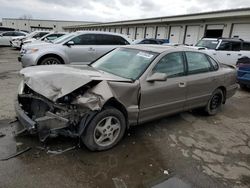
xmin=242 ymin=42 xmax=250 ymax=51
xmin=186 ymin=52 xmax=212 ymax=74
xmin=153 ymin=52 xmax=185 ymax=78
xmin=96 ymin=34 xmax=129 ymax=45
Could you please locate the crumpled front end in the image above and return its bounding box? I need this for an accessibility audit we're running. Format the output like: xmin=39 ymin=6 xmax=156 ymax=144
xmin=15 ymin=83 xmax=90 ymax=142
xmin=15 ymin=65 xmax=140 ymax=142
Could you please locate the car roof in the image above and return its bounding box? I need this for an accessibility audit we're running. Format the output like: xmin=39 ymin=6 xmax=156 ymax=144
xmin=74 ymin=30 xmax=130 ymax=39
xmin=123 ymin=44 xmax=198 ymax=54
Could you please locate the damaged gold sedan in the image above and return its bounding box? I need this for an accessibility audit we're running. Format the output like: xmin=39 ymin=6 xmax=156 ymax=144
xmin=15 ymin=45 xmax=237 ymax=151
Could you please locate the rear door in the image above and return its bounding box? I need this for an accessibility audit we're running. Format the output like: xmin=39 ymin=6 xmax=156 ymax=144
xmin=139 ymin=52 xmax=187 ymax=123
xmin=184 ymin=52 xmax=220 ymax=109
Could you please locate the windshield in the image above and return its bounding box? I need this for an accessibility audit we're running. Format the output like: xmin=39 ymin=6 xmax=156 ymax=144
xmin=53 ymin=33 xmax=76 ymax=44
xmin=92 ymin=48 xmax=158 ymax=80
xmin=196 ymin=39 xmax=219 ymax=49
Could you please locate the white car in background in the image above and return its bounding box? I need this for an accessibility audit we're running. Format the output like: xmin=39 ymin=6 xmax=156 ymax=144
xmin=195 ymin=38 xmax=250 ymax=65
xmin=22 ymin=32 xmax=67 ymax=46
xmin=11 ymin=31 xmax=49 ymax=49
xmin=0 ymin=31 xmax=27 ymax=46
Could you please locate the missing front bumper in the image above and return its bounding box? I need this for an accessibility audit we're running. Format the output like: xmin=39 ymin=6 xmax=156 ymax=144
xmin=15 ymin=99 xmax=70 ymax=141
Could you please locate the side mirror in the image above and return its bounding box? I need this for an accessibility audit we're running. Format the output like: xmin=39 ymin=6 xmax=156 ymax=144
xmin=146 ymin=72 xmax=167 ymax=82
xmin=65 ymin=40 xmax=74 ymax=46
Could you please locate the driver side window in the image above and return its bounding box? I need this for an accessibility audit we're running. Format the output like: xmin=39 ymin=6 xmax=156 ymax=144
xmin=153 ymin=52 xmax=185 ymax=78
xmin=71 ymin=34 xmax=96 ymax=45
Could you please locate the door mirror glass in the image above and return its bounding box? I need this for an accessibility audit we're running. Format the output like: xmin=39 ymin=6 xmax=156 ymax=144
xmin=146 ymin=72 xmax=167 ymax=82
xmin=66 ymin=40 xmax=74 ymax=46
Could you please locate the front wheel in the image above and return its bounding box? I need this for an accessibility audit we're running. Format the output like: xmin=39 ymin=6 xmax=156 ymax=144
xmin=40 ymin=57 xmax=62 ymax=65
xmin=205 ymin=89 xmax=224 ymax=116
xmin=81 ymin=108 xmax=126 ymax=151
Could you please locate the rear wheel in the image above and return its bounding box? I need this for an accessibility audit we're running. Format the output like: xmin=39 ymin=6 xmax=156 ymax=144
xmin=205 ymin=89 xmax=224 ymax=116
xmin=40 ymin=57 xmax=62 ymax=65
xmin=81 ymin=107 xmax=126 ymax=151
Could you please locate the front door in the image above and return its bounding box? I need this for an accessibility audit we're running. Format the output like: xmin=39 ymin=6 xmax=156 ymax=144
xmin=139 ymin=52 xmax=187 ymax=123
xmin=64 ymin=34 xmax=96 ymax=64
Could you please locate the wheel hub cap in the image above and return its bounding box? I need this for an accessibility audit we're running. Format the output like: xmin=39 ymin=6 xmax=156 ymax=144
xmin=94 ymin=116 xmax=121 ymax=147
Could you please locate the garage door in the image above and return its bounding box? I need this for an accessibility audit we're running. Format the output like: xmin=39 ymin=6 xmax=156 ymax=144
xmin=145 ymin=27 xmax=155 ymax=38
xmin=121 ymin=28 xmax=127 ymax=35
xmin=184 ymin=25 xmax=200 ymax=45
xmin=231 ymin=24 xmax=250 ymax=41
xmin=156 ymin=26 xmax=166 ymax=39
xmin=169 ymin=26 xmax=182 ymax=43
xmin=110 ymin=28 xmax=115 ymax=33
xmin=115 ymin=28 xmax=121 ymax=33
xmin=135 ymin=27 xmax=144 ymax=39
xmin=127 ymin=27 xmax=135 ymax=39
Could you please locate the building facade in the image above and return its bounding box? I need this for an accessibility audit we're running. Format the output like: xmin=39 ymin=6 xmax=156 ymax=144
xmin=2 ymin=18 xmax=98 ymax=32
xmin=64 ymin=8 xmax=250 ymax=45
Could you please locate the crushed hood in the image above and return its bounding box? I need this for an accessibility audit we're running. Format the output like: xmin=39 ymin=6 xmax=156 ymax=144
xmin=20 ymin=65 xmax=131 ymax=101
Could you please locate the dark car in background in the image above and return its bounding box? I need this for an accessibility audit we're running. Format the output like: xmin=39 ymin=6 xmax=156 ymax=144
xmin=133 ymin=38 xmax=169 ymax=45
xmin=237 ymin=56 xmax=250 ymax=90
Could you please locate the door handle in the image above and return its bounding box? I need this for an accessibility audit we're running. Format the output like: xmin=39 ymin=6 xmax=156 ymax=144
xmin=179 ymin=82 xmax=186 ymax=88
xmin=88 ymin=47 xmax=95 ymax=51
xmin=238 ymin=54 xmax=242 ymax=56
xmin=226 ymin=53 xmax=231 ymax=56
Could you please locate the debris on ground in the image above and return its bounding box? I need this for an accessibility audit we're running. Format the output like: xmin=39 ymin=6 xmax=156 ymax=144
xmin=47 ymin=146 xmax=76 ymax=155
xmin=112 ymin=177 xmax=128 ymax=188
xmin=0 ymin=147 xmax=32 ymax=161
xmin=0 ymin=132 xmax=6 ymax=138
xmin=163 ymin=170 xmax=169 ymax=175
xmin=36 ymin=146 xmax=46 ymax=151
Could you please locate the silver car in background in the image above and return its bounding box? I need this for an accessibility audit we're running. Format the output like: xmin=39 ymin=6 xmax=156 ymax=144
xmin=19 ymin=31 xmax=131 ymax=67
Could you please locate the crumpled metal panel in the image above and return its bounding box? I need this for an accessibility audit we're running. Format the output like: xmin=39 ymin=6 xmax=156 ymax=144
xmin=20 ymin=65 xmax=130 ymax=101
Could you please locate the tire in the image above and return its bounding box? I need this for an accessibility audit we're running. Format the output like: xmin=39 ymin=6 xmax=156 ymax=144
xmin=205 ymin=89 xmax=224 ymax=116
xmin=81 ymin=107 xmax=126 ymax=151
xmin=39 ymin=57 xmax=62 ymax=65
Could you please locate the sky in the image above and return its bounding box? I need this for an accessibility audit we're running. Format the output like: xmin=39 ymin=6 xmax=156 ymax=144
xmin=1 ymin=0 xmax=250 ymax=22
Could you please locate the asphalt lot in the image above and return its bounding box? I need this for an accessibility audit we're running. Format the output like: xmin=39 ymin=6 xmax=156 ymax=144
xmin=0 ymin=47 xmax=250 ymax=188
